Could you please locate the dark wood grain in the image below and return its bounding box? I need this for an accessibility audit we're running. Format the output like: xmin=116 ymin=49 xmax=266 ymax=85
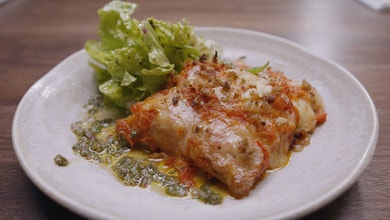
xmin=1 ymin=0 xmax=389 ymax=219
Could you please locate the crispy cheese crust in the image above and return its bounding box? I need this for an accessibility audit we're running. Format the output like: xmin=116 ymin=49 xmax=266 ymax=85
xmin=117 ymin=55 xmax=326 ymax=198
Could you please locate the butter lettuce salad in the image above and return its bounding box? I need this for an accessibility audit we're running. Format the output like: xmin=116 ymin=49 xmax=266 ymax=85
xmin=85 ymin=0 xmax=215 ymax=108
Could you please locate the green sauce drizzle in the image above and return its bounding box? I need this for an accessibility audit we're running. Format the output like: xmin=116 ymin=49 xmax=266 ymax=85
xmin=70 ymin=94 xmax=225 ymax=205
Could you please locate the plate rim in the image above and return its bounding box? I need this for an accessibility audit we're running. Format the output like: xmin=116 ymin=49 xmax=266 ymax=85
xmin=11 ymin=50 xmax=114 ymax=219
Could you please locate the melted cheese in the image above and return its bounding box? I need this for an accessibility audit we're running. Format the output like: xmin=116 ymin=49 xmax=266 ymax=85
xmin=116 ymin=57 xmax=326 ymax=198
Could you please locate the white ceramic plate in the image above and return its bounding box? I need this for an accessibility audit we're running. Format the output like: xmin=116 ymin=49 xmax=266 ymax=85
xmin=12 ymin=27 xmax=378 ymax=220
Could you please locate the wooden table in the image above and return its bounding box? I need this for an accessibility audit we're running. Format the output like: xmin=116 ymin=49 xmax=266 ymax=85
xmin=1 ymin=0 xmax=389 ymax=219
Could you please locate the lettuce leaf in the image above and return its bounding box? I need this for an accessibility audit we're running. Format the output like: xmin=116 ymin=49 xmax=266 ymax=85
xmin=85 ymin=0 xmax=215 ymax=108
